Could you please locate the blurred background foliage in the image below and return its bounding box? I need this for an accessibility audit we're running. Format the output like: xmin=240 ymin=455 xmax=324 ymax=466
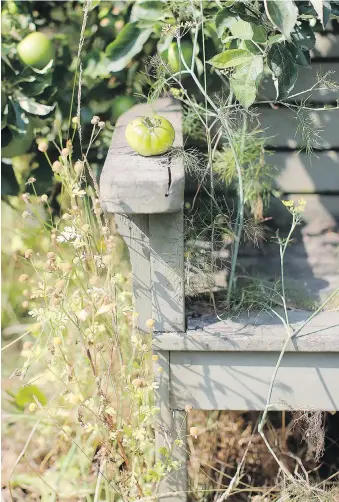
xmin=1 ymin=0 xmax=215 ymax=199
xmin=1 ymin=0 xmax=172 ymax=197
xmin=2 ymin=0 xmax=338 ymax=199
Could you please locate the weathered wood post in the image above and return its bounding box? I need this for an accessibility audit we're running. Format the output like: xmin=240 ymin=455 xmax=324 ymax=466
xmin=100 ymin=97 xmax=188 ymax=501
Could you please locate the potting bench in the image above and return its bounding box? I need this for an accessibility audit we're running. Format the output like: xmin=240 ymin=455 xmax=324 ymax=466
xmin=100 ymin=97 xmax=339 ymax=501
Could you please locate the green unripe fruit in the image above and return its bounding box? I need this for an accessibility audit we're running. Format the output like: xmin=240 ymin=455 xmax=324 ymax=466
xmin=17 ymin=32 xmax=55 ymax=70
xmin=162 ymin=41 xmax=194 ymax=74
xmin=111 ymin=96 xmax=137 ymax=123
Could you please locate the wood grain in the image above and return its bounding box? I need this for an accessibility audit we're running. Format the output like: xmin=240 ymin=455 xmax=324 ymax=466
xmin=153 ymin=309 xmax=339 ymax=352
xmin=260 ymin=108 xmax=339 ymax=149
xmin=115 ymin=214 xmax=152 ymax=331
xmin=170 ymin=351 xmax=339 ymax=411
xmin=150 ymin=213 xmax=185 ymax=332
xmin=259 ymin=62 xmax=339 ymax=103
xmin=272 ymin=151 xmax=339 ymax=193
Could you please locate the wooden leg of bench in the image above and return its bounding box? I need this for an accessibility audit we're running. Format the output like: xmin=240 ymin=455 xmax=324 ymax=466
xmin=155 ymin=351 xmax=188 ymax=501
xmin=173 ymin=410 xmax=188 ymax=501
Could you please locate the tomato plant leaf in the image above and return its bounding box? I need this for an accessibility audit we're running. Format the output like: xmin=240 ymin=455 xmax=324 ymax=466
xmin=1 ymin=161 xmax=19 ymax=196
xmin=230 ymin=55 xmax=263 ymax=108
xmin=287 ymin=43 xmax=311 ymax=67
xmin=16 ymin=96 xmax=56 ymax=116
xmin=105 ymin=22 xmax=152 ymax=72
xmin=252 ymin=25 xmax=267 ymax=43
xmin=292 ymin=21 xmax=316 ymax=49
xmin=264 ymin=0 xmax=298 ymax=39
xmin=331 ymin=1 xmax=339 ymax=17
xmin=215 ymin=7 xmax=237 ymax=37
xmin=229 ymin=19 xmax=254 ymax=40
xmin=14 ymin=385 xmax=47 ymax=409
xmin=310 ymin=0 xmax=331 ymax=26
xmin=208 ymin=49 xmax=253 ymax=69
xmin=130 ymin=0 xmax=171 ymax=22
xmin=267 ymin=34 xmax=285 ymax=45
xmin=242 ymin=40 xmax=262 ymax=55
xmin=267 ymin=44 xmax=299 ymax=99
xmin=7 ymin=98 xmax=29 ymax=137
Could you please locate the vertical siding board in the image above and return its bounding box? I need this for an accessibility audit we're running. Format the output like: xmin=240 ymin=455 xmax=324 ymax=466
xmin=115 ymin=214 xmax=152 ymax=331
xmin=149 ymin=212 xmax=185 ymax=333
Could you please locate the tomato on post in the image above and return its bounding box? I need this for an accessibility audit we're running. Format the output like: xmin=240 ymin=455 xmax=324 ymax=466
xmin=125 ymin=116 xmax=175 ymax=157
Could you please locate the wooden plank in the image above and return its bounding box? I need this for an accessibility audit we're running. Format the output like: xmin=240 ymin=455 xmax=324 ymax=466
xmin=268 ymin=194 xmax=339 ymax=228
xmin=100 ymin=97 xmax=184 ymax=214
xmin=259 ymin=62 xmax=339 ymax=102
xmin=259 ymin=108 xmax=339 ymax=149
xmin=170 ymin=351 xmax=339 ymax=411
xmin=150 ymin=212 xmax=185 ymax=332
xmin=115 ymin=214 xmax=151 ymax=331
xmin=275 ymin=194 xmax=339 ymax=225
xmin=186 ymin=150 xmax=339 ymax=194
xmin=312 ymin=33 xmax=339 ymax=58
xmin=272 ymin=151 xmax=339 ymax=193
xmin=155 ymin=351 xmax=188 ymax=501
xmin=153 ymin=309 xmax=339 ymax=352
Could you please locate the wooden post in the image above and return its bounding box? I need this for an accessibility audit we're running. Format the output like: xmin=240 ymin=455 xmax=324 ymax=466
xmin=100 ymin=97 xmax=188 ymax=501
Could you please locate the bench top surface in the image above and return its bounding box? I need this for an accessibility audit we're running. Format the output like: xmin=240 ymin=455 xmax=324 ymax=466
xmin=100 ymin=97 xmax=184 ymax=214
xmin=153 ymin=309 xmax=339 ymax=352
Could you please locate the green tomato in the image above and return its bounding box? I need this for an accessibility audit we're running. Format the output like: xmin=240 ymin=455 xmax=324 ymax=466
xmin=162 ymin=41 xmax=194 ymax=74
xmin=125 ymin=116 xmax=175 ymax=157
xmin=17 ymin=32 xmax=55 ymax=70
xmin=111 ymin=96 xmax=137 ymax=123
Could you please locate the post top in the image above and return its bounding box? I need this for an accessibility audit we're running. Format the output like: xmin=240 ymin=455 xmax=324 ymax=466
xmin=100 ymin=97 xmax=184 ymax=214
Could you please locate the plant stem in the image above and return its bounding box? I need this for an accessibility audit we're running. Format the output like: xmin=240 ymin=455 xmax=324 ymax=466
xmin=177 ymin=38 xmax=246 ymax=307
xmin=225 ymin=113 xmax=246 ymax=306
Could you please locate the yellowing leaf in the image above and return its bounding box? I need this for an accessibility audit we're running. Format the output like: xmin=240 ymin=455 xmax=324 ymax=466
xmin=208 ymin=49 xmax=253 ymax=69
xmin=230 ymin=55 xmax=263 ymax=108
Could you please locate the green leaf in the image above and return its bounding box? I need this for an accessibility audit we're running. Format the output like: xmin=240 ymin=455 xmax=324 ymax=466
xmin=331 ymin=1 xmax=339 ymax=17
xmin=267 ymin=44 xmax=298 ymax=99
xmin=105 ymin=22 xmax=152 ymax=72
xmin=229 ymin=3 xmax=259 ymax=23
xmin=292 ymin=22 xmax=316 ymax=49
xmin=252 ymin=25 xmax=267 ymax=43
xmin=267 ymin=34 xmax=285 ymax=45
xmin=14 ymin=385 xmax=47 ymax=409
xmin=264 ymin=0 xmax=298 ymax=39
xmin=208 ymin=49 xmax=253 ymax=69
xmin=230 ymin=55 xmax=263 ymax=108
xmin=287 ymin=43 xmax=311 ymax=67
xmin=310 ymin=0 xmax=331 ymax=26
xmin=30 ymin=59 xmax=54 ymax=75
xmin=229 ymin=19 xmax=254 ymax=40
xmin=130 ymin=1 xmax=170 ymax=22
xmin=215 ymin=7 xmax=237 ymax=37
xmin=7 ymin=98 xmax=29 ymax=137
xmin=16 ymin=96 xmax=56 ymax=116
xmin=19 ymin=72 xmax=53 ymax=97
xmin=1 ymin=161 xmax=19 ymax=196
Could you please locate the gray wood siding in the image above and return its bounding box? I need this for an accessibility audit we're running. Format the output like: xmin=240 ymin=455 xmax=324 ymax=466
xmin=170 ymin=351 xmax=339 ymax=411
